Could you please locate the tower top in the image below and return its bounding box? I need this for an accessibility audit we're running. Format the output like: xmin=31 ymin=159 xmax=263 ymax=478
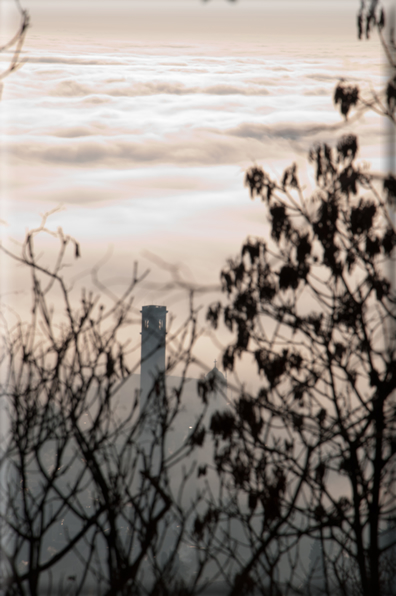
xmin=140 ymin=305 xmax=168 ymax=313
xmin=206 ymin=366 xmax=226 ymax=385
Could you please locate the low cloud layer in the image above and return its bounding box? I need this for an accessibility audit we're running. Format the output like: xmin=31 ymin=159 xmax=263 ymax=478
xmin=2 ymin=25 xmax=382 ymax=305
xmin=50 ymin=79 xmax=272 ymax=98
xmin=9 ymin=113 xmax=377 ymax=171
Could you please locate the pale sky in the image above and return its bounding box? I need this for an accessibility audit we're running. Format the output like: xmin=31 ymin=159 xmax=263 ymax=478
xmin=0 ymin=0 xmax=387 ymax=380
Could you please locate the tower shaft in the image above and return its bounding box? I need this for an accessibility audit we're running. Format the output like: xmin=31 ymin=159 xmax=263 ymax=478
xmin=140 ymin=305 xmax=167 ymax=410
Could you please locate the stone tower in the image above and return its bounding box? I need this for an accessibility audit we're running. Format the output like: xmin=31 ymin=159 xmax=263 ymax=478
xmin=140 ymin=305 xmax=167 ymax=410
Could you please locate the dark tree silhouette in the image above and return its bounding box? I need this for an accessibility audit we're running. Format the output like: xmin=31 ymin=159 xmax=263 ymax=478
xmin=2 ymin=2 xmax=396 ymax=595
xmin=0 ymin=215 xmax=219 ymax=596
xmin=332 ymin=0 xmax=396 ymax=124
xmin=0 ymin=0 xmax=29 ymax=99
xmin=203 ymin=2 xmax=396 ymax=595
xmin=206 ymin=133 xmax=396 ymax=595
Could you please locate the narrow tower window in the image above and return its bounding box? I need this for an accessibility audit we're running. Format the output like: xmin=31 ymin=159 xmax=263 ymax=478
xmin=159 ymin=319 xmax=163 ymax=330
xmin=144 ymin=319 xmax=149 ymax=328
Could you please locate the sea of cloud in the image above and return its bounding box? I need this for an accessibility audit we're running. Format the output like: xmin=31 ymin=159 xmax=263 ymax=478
xmin=0 ymin=0 xmax=387 ymax=374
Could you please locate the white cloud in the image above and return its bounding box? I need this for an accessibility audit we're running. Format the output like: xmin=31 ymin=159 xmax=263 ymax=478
xmin=26 ymin=56 xmax=126 ymax=66
xmin=49 ymin=79 xmax=272 ymax=98
xmin=1 ymin=14 xmax=383 ymax=318
xmin=6 ymin=133 xmax=274 ymax=167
